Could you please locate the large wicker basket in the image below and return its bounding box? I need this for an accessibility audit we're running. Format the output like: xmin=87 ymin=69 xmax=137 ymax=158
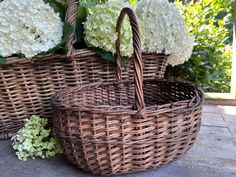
xmin=0 ymin=1 xmax=167 ymax=140
xmin=52 ymin=8 xmax=203 ymax=176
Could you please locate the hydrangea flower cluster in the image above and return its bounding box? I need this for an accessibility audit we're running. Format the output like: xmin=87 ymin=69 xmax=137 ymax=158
xmin=136 ymin=0 xmax=195 ymax=66
xmin=0 ymin=0 xmax=63 ymax=58
xmin=12 ymin=115 xmax=62 ymax=161
xmin=84 ymin=0 xmax=134 ymax=57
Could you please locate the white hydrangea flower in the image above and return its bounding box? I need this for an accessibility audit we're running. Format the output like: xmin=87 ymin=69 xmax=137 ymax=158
xmin=84 ymin=0 xmax=134 ymax=57
xmin=136 ymin=0 xmax=195 ymax=66
xmin=0 ymin=0 xmax=63 ymax=58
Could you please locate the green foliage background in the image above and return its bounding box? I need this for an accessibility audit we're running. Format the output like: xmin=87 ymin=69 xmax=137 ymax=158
xmin=165 ymin=0 xmax=234 ymax=93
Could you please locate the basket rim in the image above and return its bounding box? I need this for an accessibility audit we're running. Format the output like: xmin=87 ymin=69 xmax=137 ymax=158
xmin=53 ymin=100 xmax=197 ymax=114
xmin=1 ymin=49 xmax=168 ymax=65
xmin=52 ymin=79 xmax=204 ymax=114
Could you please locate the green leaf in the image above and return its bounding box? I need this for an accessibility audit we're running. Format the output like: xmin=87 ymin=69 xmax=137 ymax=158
xmin=62 ymin=22 xmax=74 ymax=43
xmin=76 ymin=17 xmax=85 ymax=43
xmin=0 ymin=56 xmax=6 ymax=64
xmin=77 ymin=5 xmax=87 ymax=19
xmin=92 ymin=47 xmax=129 ymax=68
xmin=166 ymin=0 xmax=233 ymax=93
xmin=76 ymin=5 xmax=87 ymax=43
xmin=93 ymin=48 xmax=115 ymax=62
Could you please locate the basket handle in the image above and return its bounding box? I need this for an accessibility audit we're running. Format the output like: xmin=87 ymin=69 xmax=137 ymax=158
xmin=65 ymin=0 xmax=77 ymax=61
xmin=115 ymin=8 xmax=145 ymax=110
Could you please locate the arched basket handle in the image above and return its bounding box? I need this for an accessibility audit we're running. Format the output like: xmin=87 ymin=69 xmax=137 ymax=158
xmin=65 ymin=0 xmax=78 ymax=61
xmin=115 ymin=8 xmax=145 ymax=110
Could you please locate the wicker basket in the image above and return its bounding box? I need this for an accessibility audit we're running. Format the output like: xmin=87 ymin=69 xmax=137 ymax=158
xmin=0 ymin=0 xmax=77 ymax=139
xmin=52 ymin=8 xmax=203 ymax=176
xmin=0 ymin=1 xmax=167 ymax=140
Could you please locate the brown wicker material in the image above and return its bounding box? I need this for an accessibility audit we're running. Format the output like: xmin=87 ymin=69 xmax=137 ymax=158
xmin=0 ymin=0 xmax=76 ymax=140
xmin=52 ymin=8 xmax=203 ymax=176
xmin=0 ymin=1 xmax=167 ymax=140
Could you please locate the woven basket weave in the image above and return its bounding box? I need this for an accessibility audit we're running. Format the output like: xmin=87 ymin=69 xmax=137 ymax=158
xmin=0 ymin=1 xmax=167 ymax=140
xmin=52 ymin=8 xmax=203 ymax=176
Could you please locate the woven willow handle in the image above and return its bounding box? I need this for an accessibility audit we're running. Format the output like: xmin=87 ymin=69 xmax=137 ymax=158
xmin=65 ymin=0 xmax=77 ymax=60
xmin=115 ymin=8 xmax=145 ymax=110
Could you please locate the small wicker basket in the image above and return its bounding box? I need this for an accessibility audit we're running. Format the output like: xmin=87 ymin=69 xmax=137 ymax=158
xmin=0 ymin=0 xmax=168 ymax=140
xmin=52 ymin=8 xmax=203 ymax=176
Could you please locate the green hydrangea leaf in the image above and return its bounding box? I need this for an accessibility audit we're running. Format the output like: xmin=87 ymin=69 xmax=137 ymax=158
xmin=62 ymin=22 xmax=75 ymax=43
xmin=0 ymin=56 xmax=6 ymax=64
xmin=76 ymin=17 xmax=86 ymax=44
xmin=77 ymin=5 xmax=87 ymax=19
xmin=92 ymin=47 xmax=129 ymax=68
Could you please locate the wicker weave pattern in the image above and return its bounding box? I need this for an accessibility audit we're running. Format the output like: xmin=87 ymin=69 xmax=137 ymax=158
xmin=0 ymin=1 xmax=168 ymax=140
xmin=0 ymin=51 xmax=167 ymax=140
xmin=54 ymin=82 xmax=202 ymax=175
xmin=0 ymin=4 xmax=167 ymax=140
xmin=52 ymin=8 xmax=203 ymax=176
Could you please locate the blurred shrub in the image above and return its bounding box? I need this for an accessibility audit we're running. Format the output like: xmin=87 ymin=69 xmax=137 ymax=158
xmin=78 ymin=0 xmax=234 ymax=93
xmin=165 ymin=0 xmax=234 ymax=93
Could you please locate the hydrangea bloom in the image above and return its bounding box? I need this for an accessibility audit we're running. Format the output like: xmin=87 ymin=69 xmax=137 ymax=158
xmin=0 ymin=0 xmax=63 ymax=58
xmin=84 ymin=0 xmax=134 ymax=57
xmin=136 ymin=0 xmax=195 ymax=66
xmin=12 ymin=115 xmax=62 ymax=161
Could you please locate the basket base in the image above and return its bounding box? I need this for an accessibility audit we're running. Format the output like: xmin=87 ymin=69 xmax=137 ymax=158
xmin=59 ymin=133 xmax=198 ymax=176
xmin=53 ymin=79 xmax=203 ymax=176
xmin=0 ymin=133 xmax=15 ymax=140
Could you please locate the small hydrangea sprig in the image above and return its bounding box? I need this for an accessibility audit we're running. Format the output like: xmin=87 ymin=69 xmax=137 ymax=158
xmin=0 ymin=0 xmax=74 ymax=63
xmin=136 ymin=0 xmax=195 ymax=66
xmin=11 ymin=115 xmax=63 ymax=161
xmin=84 ymin=0 xmax=134 ymax=62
